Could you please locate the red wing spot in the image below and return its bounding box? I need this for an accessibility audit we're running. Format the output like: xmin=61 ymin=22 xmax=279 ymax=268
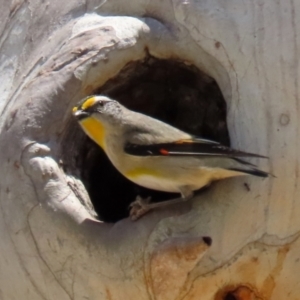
xmin=160 ymin=148 xmax=169 ymax=155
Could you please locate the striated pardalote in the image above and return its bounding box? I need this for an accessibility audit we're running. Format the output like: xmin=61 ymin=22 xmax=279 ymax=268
xmin=73 ymin=95 xmax=268 ymax=220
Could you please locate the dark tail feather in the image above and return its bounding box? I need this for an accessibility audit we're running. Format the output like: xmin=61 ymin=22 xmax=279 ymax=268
xmin=232 ymin=157 xmax=257 ymax=167
xmin=229 ymin=168 xmax=269 ymax=178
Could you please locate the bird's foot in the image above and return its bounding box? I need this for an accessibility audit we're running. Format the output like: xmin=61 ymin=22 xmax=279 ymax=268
xmin=129 ymin=195 xmax=152 ymax=221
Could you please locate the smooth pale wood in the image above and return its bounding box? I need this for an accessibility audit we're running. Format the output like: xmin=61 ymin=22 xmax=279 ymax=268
xmin=0 ymin=0 xmax=299 ymax=299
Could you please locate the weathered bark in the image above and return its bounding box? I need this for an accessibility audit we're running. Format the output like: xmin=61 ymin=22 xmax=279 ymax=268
xmin=0 ymin=0 xmax=299 ymax=299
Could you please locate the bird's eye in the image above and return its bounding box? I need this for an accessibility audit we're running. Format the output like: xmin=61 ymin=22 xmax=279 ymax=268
xmin=98 ymin=100 xmax=104 ymax=107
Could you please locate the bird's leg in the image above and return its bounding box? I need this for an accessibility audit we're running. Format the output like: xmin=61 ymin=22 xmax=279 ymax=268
xmin=129 ymin=195 xmax=152 ymax=221
xmin=129 ymin=187 xmax=194 ymax=221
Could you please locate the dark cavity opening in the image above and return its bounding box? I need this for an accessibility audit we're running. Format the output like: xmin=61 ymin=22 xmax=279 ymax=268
xmin=73 ymin=56 xmax=229 ymax=222
xmin=216 ymin=286 xmax=260 ymax=300
xmin=224 ymin=294 xmax=237 ymax=300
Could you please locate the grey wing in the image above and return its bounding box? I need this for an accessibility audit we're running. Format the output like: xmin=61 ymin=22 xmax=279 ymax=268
xmin=123 ymin=112 xmax=269 ymax=178
xmin=124 ymin=112 xmax=192 ymax=145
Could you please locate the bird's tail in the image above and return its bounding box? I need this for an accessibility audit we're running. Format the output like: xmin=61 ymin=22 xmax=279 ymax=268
xmin=228 ymin=167 xmax=269 ymax=178
xmin=228 ymin=157 xmax=272 ymax=178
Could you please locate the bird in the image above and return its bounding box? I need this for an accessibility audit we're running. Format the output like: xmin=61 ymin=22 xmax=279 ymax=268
xmin=72 ymin=95 xmax=268 ymax=220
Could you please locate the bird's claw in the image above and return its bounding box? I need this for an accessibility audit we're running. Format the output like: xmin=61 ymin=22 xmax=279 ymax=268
xmin=129 ymin=195 xmax=152 ymax=221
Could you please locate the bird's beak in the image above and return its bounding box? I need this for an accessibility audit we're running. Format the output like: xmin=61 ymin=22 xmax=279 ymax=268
xmin=73 ymin=109 xmax=90 ymax=120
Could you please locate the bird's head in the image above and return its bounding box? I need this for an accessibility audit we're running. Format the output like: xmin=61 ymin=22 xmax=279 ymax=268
xmin=73 ymin=95 xmax=122 ymax=125
xmin=72 ymin=95 xmax=123 ymax=149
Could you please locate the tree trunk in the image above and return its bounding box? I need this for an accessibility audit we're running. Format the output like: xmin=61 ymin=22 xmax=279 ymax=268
xmin=0 ymin=0 xmax=299 ymax=299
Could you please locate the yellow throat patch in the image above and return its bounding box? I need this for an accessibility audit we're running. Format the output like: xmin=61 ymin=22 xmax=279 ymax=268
xmin=80 ymin=117 xmax=106 ymax=150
